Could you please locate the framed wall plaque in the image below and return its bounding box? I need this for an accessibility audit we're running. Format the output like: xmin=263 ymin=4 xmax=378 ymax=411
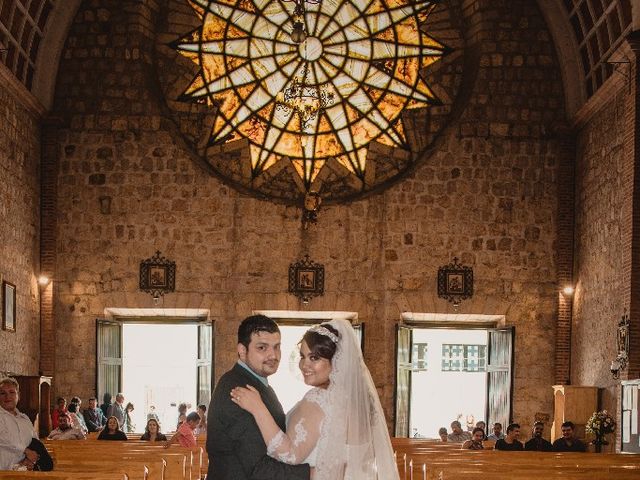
xmin=140 ymin=251 xmax=176 ymax=299
xmin=437 ymin=257 xmax=473 ymax=306
xmin=289 ymin=255 xmax=324 ymax=303
xmin=2 ymin=280 xmax=16 ymax=332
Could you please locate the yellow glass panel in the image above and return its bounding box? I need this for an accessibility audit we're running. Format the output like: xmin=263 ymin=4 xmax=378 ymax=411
xmin=177 ymin=0 xmax=446 ymax=190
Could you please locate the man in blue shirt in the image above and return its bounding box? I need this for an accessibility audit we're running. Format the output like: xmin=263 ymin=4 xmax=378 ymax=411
xmin=83 ymin=397 xmax=106 ymax=432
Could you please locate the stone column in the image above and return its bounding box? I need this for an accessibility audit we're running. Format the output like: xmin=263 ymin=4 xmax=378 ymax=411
xmin=554 ymin=129 xmax=575 ymax=386
xmin=39 ymin=116 xmax=62 ymax=377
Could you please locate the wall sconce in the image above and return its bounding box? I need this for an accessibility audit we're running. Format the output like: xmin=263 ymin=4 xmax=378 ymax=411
xmin=611 ymin=312 xmax=630 ymax=379
xmin=562 ymin=285 xmax=574 ymax=296
xmin=37 ymin=275 xmax=51 ymax=287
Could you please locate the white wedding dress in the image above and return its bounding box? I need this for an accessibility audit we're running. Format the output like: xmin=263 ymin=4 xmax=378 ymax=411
xmin=264 ymin=319 xmax=400 ymax=480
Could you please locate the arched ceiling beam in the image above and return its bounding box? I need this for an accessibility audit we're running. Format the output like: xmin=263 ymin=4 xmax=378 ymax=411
xmin=536 ymin=0 xmax=586 ymax=121
xmin=31 ymin=0 xmax=82 ymax=111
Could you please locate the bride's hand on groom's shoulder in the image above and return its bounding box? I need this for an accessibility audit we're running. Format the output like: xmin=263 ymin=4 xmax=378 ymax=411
xmin=230 ymin=385 xmax=266 ymax=416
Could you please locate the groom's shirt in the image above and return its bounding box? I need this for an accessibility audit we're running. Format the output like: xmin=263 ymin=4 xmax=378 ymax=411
xmin=237 ymin=360 xmax=269 ymax=387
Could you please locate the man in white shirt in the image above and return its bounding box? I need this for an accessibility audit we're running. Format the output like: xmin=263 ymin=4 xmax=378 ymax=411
xmin=0 ymin=378 xmax=39 ymax=471
xmin=47 ymin=413 xmax=86 ymax=440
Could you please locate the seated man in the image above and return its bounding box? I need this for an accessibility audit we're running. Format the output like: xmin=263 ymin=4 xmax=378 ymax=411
xmin=487 ymin=422 xmax=504 ymax=441
xmin=165 ymin=411 xmax=200 ymax=448
xmin=462 ymin=427 xmax=485 ymax=450
xmin=47 ymin=413 xmax=86 ymax=440
xmin=552 ymin=421 xmax=586 ymax=452
xmin=438 ymin=427 xmax=448 ymax=442
xmin=525 ymin=421 xmax=553 ymax=451
xmin=447 ymin=420 xmax=471 ymax=442
xmin=83 ymin=397 xmax=106 ymax=432
xmin=475 ymin=421 xmax=488 ymax=440
xmin=0 ymin=377 xmax=40 ymax=471
xmin=494 ymin=423 xmax=523 ymax=450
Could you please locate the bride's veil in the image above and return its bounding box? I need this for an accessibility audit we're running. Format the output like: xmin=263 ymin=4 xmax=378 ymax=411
xmin=313 ymin=319 xmax=399 ymax=480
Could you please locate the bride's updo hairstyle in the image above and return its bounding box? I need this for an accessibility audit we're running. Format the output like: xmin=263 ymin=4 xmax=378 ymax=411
xmin=302 ymin=323 xmax=340 ymax=360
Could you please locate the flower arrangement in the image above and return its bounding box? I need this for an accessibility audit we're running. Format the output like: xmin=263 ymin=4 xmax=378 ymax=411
xmin=586 ymin=410 xmax=616 ymax=445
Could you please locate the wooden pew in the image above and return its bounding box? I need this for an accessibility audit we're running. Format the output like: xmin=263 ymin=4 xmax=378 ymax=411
xmin=44 ymin=440 xmax=202 ymax=480
xmin=0 ymin=473 xmax=129 ymax=480
xmin=391 ymin=438 xmax=640 ymax=480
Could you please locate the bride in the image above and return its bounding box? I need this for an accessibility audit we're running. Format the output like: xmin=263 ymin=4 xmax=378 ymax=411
xmin=230 ymin=319 xmax=399 ymax=480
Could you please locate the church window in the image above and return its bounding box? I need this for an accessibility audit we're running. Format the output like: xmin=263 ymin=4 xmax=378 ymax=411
xmin=441 ymin=344 xmax=486 ymax=373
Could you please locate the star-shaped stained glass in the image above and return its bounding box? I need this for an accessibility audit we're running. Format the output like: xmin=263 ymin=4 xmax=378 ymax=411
xmin=174 ymin=0 xmax=447 ymax=196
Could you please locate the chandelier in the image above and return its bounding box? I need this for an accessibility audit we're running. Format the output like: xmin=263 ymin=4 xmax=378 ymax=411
xmin=276 ymin=63 xmax=335 ymax=133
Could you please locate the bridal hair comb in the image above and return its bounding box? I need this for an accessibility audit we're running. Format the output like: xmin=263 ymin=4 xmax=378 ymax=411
xmin=309 ymin=324 xmax=339 ymax=343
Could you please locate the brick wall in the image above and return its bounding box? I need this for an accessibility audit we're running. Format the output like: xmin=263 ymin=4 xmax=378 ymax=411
xmin=46 ymin=0 xmax=570 ymax=431
xmin=572 ymin=36 xmax=639 ymax=438
xmin=0 ymin=72 xmax=41 ymax=375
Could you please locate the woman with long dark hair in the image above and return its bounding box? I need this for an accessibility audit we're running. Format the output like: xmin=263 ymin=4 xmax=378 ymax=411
xmin=97 ymin=416 xmax=128 ymax=441
xmin=140 ymin=418 xmax=167 ymax=442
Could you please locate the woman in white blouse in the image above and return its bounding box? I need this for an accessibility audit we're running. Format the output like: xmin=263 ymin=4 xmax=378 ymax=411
xmin=231 ymin=319 xmax=398 ymax=480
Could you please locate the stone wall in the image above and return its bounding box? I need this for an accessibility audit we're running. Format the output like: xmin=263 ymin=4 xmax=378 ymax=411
xmin=47 ymin=0 xmax=570 ymax=432
xmin=572 ymin=81 xmax=633 ymax=414
xmin=0 ymin=71 xmax=41 ymax=375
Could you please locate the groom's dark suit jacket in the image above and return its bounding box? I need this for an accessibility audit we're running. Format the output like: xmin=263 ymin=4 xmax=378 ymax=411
xmin=206 ymin=363 xmax=310 ymax=480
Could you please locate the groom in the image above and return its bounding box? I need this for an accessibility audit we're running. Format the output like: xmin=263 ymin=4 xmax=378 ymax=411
xmin=207 ymin=315 xmax=310 ymax=480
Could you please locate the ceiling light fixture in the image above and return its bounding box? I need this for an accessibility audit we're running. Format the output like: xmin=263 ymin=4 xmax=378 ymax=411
xmin=276 ymin=63 xmax=335 ymax=133
xmin=284 ymin=0 xmax=321 ymax=44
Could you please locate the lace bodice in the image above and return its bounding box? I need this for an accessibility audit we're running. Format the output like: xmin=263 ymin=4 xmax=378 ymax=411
xmin=266 ymin=387 xmax=330 ymax=466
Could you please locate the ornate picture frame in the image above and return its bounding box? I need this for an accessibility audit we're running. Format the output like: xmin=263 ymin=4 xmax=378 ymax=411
xmin=289 ymin=255 xmax=324 ymax=303
xmin=2 ymin=280 xmax=16 ymax=332
xmin=437 ymin=257 xmax=473 ymax=306
xmin=140 ymin=251 xmax=176 ymax=299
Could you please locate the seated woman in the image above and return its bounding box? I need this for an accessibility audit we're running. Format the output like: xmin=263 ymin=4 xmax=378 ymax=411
xmin=140 ymin=418 xmax=167 ymax=442
xmin=97 ymin=416 xmax=128 ymax=441
xmin=67 ymin=402 xmax=88 ymax=435
xmin=462 ymin=427 xmax=485 ymax=450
